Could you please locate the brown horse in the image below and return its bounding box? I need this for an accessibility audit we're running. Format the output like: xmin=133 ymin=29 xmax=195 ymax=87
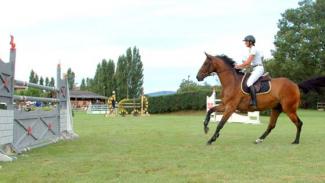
xmin=196 ymin=53 xmax=325 ymax=145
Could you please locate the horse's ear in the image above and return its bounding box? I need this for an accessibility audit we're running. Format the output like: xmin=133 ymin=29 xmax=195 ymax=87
xmin=205 ymin=52 xmax=212 ymax=60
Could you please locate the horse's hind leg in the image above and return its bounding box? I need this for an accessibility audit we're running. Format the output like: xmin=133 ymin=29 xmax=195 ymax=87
xmin=286 ymin=112 xmax=303 ymax=144
xmin=255 ymin=107 xmax=282 ymax=144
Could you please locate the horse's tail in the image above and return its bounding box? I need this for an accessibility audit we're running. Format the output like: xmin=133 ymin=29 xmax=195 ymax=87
xmin=298 ymin=76 xmax=325 ymax=94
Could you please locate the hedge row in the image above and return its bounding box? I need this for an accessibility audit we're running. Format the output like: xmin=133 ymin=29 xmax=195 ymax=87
xmin=147 ymin=91 xmax=211 ymax=114
xmin=147 ymin=91 xmax=274 ymax=116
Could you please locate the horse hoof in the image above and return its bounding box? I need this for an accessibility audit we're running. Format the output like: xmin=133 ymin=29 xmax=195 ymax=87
xmin=254 ymin=139 xmax=264 ymax=144
xmin=204 ymin=127 xmax=209 ymax=134
xmin=206 ymin=141 xmax=212 ymax=145
xmin=291 ymin=141 xmax=299 ymax=144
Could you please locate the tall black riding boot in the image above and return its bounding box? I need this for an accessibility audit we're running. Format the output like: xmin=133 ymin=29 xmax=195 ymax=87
xmin=249 ymin=86 xmax=257 ymax=109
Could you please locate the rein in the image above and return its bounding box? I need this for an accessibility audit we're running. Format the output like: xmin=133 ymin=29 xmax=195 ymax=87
xmin=210 ymin=69 xmax=234 ymax=76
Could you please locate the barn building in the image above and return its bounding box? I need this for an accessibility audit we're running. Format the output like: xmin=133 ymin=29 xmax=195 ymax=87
xmin=69 ymin=90 xmax=107 ymax=109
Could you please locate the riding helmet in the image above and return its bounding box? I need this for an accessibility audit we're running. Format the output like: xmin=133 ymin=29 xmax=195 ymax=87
xmin=243 ymin=35 xmax=256 ymax=44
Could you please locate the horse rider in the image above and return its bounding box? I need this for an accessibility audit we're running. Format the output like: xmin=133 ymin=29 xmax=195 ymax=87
xmin=111 ymin=91 xmax=116 ymax=109
xmin=235 ymin=35 xmax=264 ymax=109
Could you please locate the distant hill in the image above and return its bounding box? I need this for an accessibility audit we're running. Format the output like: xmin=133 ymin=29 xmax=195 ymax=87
xmin=145 ymin=91 xmax=176 ymax=97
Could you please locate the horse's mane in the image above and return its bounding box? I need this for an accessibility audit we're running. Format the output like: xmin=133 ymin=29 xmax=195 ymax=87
xmin=215 ymin=54 xmax=244 ymax=75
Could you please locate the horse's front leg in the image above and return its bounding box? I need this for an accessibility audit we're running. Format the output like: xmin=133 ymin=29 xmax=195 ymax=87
xmin=207 ymin=106 xmax=235 ymax=145
xmin=204 ymin=105 xmax=225 ymax=134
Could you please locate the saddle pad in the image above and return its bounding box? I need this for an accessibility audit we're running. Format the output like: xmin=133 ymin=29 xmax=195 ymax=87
xmin=241 ymin=73 xmax=272 ymax=95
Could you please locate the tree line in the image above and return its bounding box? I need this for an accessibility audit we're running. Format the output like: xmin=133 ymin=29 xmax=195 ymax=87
xmin=17 ymin=70 xmax=55 ymax=97
xmin=22 ymin=68 xmax=75 ymax=97
xmin=28 ymin=68 xmax=75 ymax=88
xmin=265 ymin=0 xmax=325 ymax=108
xmin=80 ymin=46 xmax=144 ymax=101
xmin=29 ymin=70 xmax=55 ymax=87
xmin=157 ymin=0 xmax=325 ymax=109
xmin=25 ymin=47 xmax=144 ymax=101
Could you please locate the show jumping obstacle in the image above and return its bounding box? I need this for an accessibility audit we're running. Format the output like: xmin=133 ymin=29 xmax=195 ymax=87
xmin=118 ymin=91 xmax=149 ymax=116
xmin=0 ymin=36 xmax=77 ymax=161
xmin=206 ymin=88 xmax=260 ymax=124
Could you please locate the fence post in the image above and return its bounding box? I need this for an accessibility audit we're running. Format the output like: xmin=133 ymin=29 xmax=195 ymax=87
xmin=0 ymin=37 xmax=15 ymax=161
xmin=140 ymin=88 xmax=144 ymax=116
xmin=57 ymin=64 xmax=69 ymax=133
xmin=9 ymin=37 xmax=16 ymax=110
xmin=57 ymin=64 xmax=61 ymax=134
xmin=57 ymin=65 xmax=76 ymax=136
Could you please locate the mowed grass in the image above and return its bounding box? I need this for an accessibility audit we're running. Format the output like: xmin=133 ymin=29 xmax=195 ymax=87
xmin=1 ymin=110 xmax=325 ymax=183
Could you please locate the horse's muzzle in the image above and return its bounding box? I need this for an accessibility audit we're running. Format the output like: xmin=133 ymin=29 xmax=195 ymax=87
xmin=196 ymin=74 xmax=204 ymax=81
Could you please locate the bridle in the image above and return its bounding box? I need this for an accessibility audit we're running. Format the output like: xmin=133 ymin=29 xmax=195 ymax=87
xmin=206 ymin=58 xmax=236 ymax=76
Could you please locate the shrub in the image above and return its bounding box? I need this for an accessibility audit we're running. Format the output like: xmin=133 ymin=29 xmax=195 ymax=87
xmin=148 ymin=90 xmax=211 ymax=114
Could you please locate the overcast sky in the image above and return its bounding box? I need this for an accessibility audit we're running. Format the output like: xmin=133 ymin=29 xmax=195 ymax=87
xmin=0 ymin=0 xmax=299 ymax=93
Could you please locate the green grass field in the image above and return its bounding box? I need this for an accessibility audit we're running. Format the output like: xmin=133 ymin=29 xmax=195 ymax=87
xmin=1 ymin=110 xmax=325 ymax=183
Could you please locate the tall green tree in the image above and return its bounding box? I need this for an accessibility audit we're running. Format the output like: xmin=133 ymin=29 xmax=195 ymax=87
xmin=114 ymin=47 xmax=144 ymax=100
xmin=67 ymin=68 xmax=75 ymax=90
xmin=125 ymin=48 xmax=133 ymax=98
xmin=115 ymin=55 xmax=128 ymax=100
xmin=29 ymin=70 xmax=36 ymax=83
xmin=177 ymin=78 xmax=212 ymax=94
xmin=93 ymin=62 xmax=104 ymax=95
xmin=129 ymin=47 xmax=144 ymax=98
xmin=85 ymin=47 xmax=143 ymax=100
xmin=86 ymin=78 xmax=93 ymax=91
xmin=106 ymin=59 xmax=116 ymax=96
xmin=80 ymin=78 xmax=86 ymax=91
xmin=45 ymin=77 xmax=50 ymax=86
xmin=49 ymin=77 xmax=55 ymax=87
xmin=265 ymin=0 xmax=325 ymax=108
xmin=28 ymin=70 xmax=39 ymax=84
xmin=267 ymin=0 xmax=325 ymax=82
xmin=177 ymin=79 xmax=200 ymax=94
xmin=102 ymin=60 xmax=109 ymax=96
xmin=39 ymin=76 xmax=44 ymax=86
xmin=90 ymin=59 xmax=116 ymax=96
xmin=34 ymin=74 xmax=39 ymax=84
